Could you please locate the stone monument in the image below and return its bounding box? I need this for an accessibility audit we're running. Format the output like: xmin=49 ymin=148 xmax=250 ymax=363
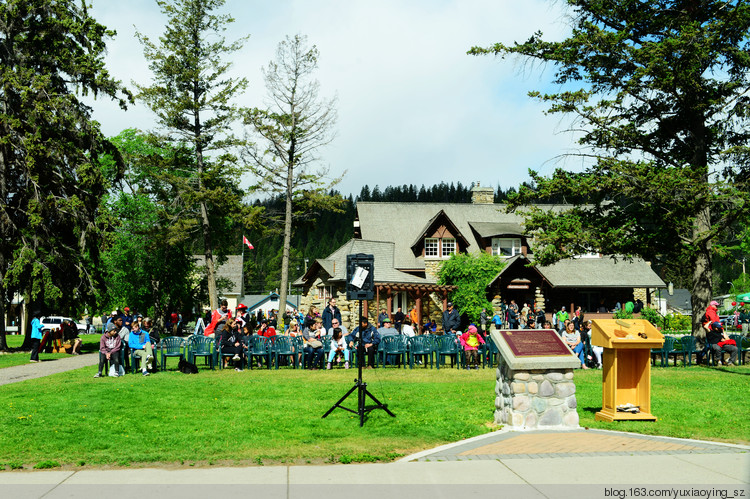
xmin=491 ymin=329 xmax=582 ymax=429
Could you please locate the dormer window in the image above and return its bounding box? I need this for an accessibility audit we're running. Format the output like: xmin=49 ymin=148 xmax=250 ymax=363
xmin=441 ymin=238 xmax=456 ymax=257
xmin=424 ymin=237 xmax=456 ymax=259
xmin=425 ymin=238 xmax=439 ymax=257
xmin=492 ymin=237 xmax=522 ymax=257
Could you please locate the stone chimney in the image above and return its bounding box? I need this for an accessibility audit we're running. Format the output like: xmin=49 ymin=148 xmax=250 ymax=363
xmin=471 ymin=182 xmax=494 ymax=204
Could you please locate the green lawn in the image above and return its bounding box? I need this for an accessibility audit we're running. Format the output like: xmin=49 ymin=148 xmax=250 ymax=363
xmin=0 ymin=335 xmax=100 ymax=369
xmin=0 ymin=361 xmax=747 ymax=470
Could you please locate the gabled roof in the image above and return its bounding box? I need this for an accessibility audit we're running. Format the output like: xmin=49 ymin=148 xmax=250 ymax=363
xmin=410 ymin=209 xmax=471 ymax=255
xmin=468 ymin=221 xmax=525 ymax=238
xmin=487 ymin=255 xmax=665 ymax=289
xmin=294 ymin=238 xmax=440 ymax=287
xmin=241 ymin=293 xmax=300 ymax=311
xmin=537 ymin=257 xmax=665 ymax=288
xmin=357 ymin=202 xmax=520 ymax=270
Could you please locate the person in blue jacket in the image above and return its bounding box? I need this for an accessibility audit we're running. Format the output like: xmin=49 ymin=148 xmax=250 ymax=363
xmin=346 ymin=317 xmax=380 ymax=368
xmin=128 ymin=321 xmax=154 ymax=376
xmin=30 ymin=310 xmax=44 ymax=363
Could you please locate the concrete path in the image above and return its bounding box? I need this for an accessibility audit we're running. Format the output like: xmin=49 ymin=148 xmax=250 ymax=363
xmin=1 ymin=428 xmax=747 ymax=498
xmin=0 ymin=353 xmax=97 ymax=386
xmin=0 ymin=357 xmax=747 ymax=498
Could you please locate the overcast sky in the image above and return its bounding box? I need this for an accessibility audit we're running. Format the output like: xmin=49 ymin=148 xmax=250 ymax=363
xmin=86 ymin=0 xmax=584 ymax=198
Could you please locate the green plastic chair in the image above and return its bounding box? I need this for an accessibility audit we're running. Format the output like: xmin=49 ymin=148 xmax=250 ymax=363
xmin=728 ymin=334 xmax=746 ymax=365
xmin=185 ymin=335 xmax=215 ymax=370
xmin=482 ymin=335 xmax=499 ymax=368
xmin=249 ymin=335 xmax=271 ymax=369
xmin=435 ymin=335 xmax=461 ymax=369
xmin=160 ymin=336 xmax=185 ymax=371
xmin=670 ymin=335 xmax=695 ymax=366
xmin=652 ymin=336 xmax=676 ymax=367
xmin=273 ymin=335 xmax=297 ymax=369
xmin=381 ymin=335 xmax=408 ymax=368
xmin=407 ymin=336 xmax=433 ymax=368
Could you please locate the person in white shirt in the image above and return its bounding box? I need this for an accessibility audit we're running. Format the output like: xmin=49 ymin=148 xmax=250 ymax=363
xmin=401 ymin=317 xmax=416 ymax=338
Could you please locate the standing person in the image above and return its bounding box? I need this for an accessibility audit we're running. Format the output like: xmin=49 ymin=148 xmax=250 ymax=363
xmin=556 ymin=306 xmax=569 ymax=332
xmin=479 ymin=308 xmax=488 ymax=336
xmin=377 ymin=307 xmax=389 ymax=328
xmin=442 ymin=301 xmax=461 ymax=335
xmin=94 ymin=323 xmax=122 ymax=378
xmin=520 ymin=303 xmax=530 ymax=326
xmin=409 ymin=304 xmax=419 ymax=327
xmin=346 ymin=317 xmax=380 ymax=369
xmin=739 ymin=306 xmax=750 ymax=335
xmin=29 ymin=311 xmax=44 ymax=363
xmin=204 ymin=299 xmax=232 ymax=338
xmin=321 ymin=298 xmax=342 ymax=332
xmin=492 ymin=309 xmax=504 ymax=330
xmin=393 ymin=307 xmax=405 ymax=332
xmin=235 ymin=303 xmax=249 ymax=329
xmin=507 ymin=304 xmax=519 ymax=330
xmin=535 ymin=307 xmax=547 ymax=328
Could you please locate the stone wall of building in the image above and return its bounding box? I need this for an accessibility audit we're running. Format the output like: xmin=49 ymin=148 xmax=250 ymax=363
xmin=424 ymin=260 xmax=443 ymax=281
xmin=471 ymin=186 xmax=495 ymax=205
xmin=495 ymin=361 xmax=579 ymax=429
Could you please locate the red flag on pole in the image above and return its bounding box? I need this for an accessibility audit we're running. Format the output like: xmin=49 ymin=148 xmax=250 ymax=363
xmin=243 ymin=236 xmax=254 ymax=250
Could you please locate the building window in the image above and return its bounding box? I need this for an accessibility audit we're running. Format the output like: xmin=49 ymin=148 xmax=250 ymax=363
xmin=316 ymin=285 xmax=333 ymax=300
xmin=425 ymin=238 xmax=438 ymax=257
xmin=492 ymin=238 xmax=522 ymax=257
xmin=441 ymin=238 xmax=456 ymax=257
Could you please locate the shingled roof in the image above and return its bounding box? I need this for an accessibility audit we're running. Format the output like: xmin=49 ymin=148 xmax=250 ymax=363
xmin=294 ymin=238 xmax=437 ymax=287
xmin=193 ymin=254 xmax=244 ymax=296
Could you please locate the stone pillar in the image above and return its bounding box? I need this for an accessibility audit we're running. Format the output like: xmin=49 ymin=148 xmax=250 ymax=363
xmin=495 ymin=359 xmax=579 ymax=429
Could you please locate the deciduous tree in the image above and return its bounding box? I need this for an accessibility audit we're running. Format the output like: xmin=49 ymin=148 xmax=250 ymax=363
xmin=244 ymin=34 xmax=343 ymax=317
xmin=470 ymin=0 xmax=750 ymax=334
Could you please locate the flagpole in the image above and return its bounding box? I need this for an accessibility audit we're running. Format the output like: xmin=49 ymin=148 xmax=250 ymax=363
xmin=241 ymin=236 xmax=245 ymax=297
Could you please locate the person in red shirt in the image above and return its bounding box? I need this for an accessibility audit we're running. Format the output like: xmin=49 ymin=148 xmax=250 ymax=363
xmin=257 ymin=319 xmax=276 ymax=337
xmin=204 ymin=299 xmax=232 ymax=338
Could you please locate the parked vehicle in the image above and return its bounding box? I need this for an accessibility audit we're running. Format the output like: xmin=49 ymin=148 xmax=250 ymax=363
xmin=39 ymin=316 xmax=90 ymax=334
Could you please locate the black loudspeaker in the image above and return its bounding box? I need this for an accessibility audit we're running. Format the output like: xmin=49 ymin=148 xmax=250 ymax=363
xmin=346 ymin=253 xmax=374 ymax=301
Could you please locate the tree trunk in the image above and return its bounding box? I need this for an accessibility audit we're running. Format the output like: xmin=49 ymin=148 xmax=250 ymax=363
xmin=194 ymin=88 xmax=218 ymax=311
xmin=278 ymin=141 xmax=295 ymax=325
xmin=691 ymin=204 xmax=712 ymax=337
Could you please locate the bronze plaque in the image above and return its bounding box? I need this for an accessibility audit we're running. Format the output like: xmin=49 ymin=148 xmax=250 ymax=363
xmin=499 ymin=329 xmax=572 ymax=357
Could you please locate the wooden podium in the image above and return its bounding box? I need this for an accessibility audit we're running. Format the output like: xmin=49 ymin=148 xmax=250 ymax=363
xmin=591 ymin=319 xmax=664 ymax=422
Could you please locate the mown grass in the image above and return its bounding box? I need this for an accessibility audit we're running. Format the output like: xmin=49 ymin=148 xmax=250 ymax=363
xmin=0 ymin=361 xmax=747 ymax=469
xmin=0 ymin=334 xmax=100 ymax=369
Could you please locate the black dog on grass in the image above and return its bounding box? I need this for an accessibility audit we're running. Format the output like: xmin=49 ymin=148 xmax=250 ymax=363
xmin=178 ymin=357 xmax=199 ymax=374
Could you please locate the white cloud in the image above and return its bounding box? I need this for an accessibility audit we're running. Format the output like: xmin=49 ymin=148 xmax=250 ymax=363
xmin=86 ymin=0 xmax=582 ymax=197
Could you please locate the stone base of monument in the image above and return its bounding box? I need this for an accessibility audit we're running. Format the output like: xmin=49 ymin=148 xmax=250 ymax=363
xmin=491 ymin=329 xmax=582 ymax=430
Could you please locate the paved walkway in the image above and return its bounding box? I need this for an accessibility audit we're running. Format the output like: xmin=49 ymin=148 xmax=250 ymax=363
xmin=0 ymin=358 xmax=747 ymax=498
xmin=0 ymin=428 xmax=746 ymax=498
xmin=0 ymin=353 xmax=97 ymax=386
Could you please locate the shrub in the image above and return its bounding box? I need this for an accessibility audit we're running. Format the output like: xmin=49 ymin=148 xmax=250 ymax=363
xmin=33 ymin=460 xmax=60 ymax=469
xmin=639 ymin=307 xmax=662 ymax=328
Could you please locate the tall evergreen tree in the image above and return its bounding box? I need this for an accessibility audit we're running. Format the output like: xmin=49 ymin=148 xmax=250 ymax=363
xmin=471 ymin=0 xmax=750 ymax=334
xmin=0 ymin=0 xmax=130 ymax=349
xmin=135 ymin=0 xmax=252 ymax=311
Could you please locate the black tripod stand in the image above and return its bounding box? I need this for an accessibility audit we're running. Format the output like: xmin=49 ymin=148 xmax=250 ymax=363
xmin=322 ymin=300 xmax=395 ymax=427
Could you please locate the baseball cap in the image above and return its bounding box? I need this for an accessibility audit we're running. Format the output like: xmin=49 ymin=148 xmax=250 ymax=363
xmin=710 ymin=300 xmax=719 ymax=307
xmin=106 ymin=323 xmax=117 ymax=332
